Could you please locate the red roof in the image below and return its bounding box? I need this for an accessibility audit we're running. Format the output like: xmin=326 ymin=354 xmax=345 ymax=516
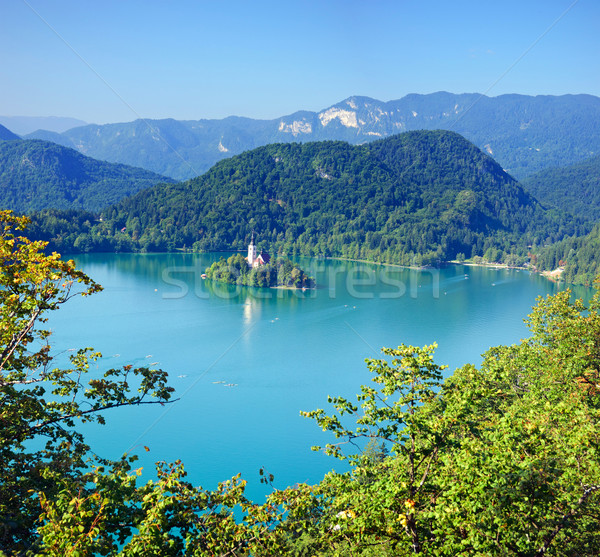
xmin=257 ymin=252 xmax=270 ymax=264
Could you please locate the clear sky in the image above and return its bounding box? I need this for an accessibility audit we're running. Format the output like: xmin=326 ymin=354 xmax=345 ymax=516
xmin=1 ymin=0 xmax=598 ymax=124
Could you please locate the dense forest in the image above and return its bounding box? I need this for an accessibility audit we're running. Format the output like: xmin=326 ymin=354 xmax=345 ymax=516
xmin=521 ymin=154 xmax=600 ymax=224
xmin=0 ymin=139 xmax=174 ymax=212
xmin=521 ymin=156 xmax=600 ymax=223
xmin=536 ymin=222 xmax=600 ymax=285
xmin=3 ymin=211 xmax=600 ymax=555
xmin=26 ymin=131 xmax=588 ymax=269
xmin=515 ymin=154 xmax=600 ymax=285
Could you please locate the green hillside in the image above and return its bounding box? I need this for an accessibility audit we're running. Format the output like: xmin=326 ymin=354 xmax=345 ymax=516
xmin=536 ymin=222 xmax=600 ymax=286
xmin=29 ymin=131 xmax=583 ymax=265
xmin=521 ymin=154 xmax=600 ymax=224
xmin=0 ymin=139 xmax=176 ymax=212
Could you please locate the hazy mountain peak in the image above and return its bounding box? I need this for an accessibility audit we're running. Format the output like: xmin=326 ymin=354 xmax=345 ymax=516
xmin=0 ymin=123 xmax=20 ymax=141
xmin=0 ymin=116 xmax=88 ymax=135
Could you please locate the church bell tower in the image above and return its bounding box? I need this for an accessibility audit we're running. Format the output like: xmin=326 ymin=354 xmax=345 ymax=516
xmin=247 ymin=232 xmax=257 ymax=266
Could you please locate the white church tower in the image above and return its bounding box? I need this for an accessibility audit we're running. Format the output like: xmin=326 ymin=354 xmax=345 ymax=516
xmin=247 ymin=232 xmax=257 ymax=267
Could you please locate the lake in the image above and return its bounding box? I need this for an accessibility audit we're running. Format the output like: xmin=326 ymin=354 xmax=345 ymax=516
xmin=48 ymin=253 xmax=588 ymax=501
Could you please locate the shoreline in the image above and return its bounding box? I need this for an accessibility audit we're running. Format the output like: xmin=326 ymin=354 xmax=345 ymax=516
xmin=325 ymin=255 xmax=568 ymax=285
xmin=204 ymin=278 xmax=314 ymax=291
xmin=201 ymin=251 xmax=562 ymax=285
xmin=539 ymin=266 xmax=565 ymax=282
xmin=326 ymin=256 xmax=529 ymax=273
xmin=73 ymin=250 xmax=563 ymax=285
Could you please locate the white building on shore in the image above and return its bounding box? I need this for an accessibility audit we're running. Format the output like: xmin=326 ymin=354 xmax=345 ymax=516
xmin=247 ymin=233 xmax=270 ymax=268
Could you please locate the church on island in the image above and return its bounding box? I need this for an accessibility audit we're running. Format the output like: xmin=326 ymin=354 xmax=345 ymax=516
xmin=246 ymin=233 xmax=270 ymax=268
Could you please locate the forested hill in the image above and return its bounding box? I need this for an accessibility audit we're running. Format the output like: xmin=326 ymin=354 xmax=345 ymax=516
xmin=537 ymin=222 xmax=600 ymax=286
xmin=0 ymin=139 xmax=176 ymax=212
xmin=521 ymin=154 xmax=600 ymax=224
xmin=30 ymin=131 xmax=582 ymax=265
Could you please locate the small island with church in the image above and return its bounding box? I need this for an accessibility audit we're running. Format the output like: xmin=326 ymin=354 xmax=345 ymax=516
xmin=204 ymin=234 xmax=315 ymax=289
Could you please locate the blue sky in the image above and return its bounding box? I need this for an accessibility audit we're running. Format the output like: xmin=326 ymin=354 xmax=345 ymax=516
xmin=1 ymin=0 xmax=598 ymax=124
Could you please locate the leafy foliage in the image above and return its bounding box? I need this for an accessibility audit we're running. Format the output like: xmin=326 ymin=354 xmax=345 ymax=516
xmin=295 ymin=288 xmax=600 ymax=555
xmin=301 ymin=345 xmax=447 ymax=553
xmin=0 ymin=211 xmax=175 ymax=553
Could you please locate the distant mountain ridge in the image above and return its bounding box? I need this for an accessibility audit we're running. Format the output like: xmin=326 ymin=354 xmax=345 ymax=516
xmin=0 ymin=139 xmax=175 ymax=212
xmin=0 ymin=124 xmax=20 ymax=141
xmin=24 ymin=92 xmax=600 ymax=181
xmin=0 ymin=116 xmax=87 ymax=135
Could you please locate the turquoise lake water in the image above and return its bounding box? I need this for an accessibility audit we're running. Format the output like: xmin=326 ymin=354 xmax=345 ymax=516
xmin=47 ymin=253 xmax=589 ymax=502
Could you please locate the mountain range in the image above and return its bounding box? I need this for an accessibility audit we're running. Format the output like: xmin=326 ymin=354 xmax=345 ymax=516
xmin=24 ymin=92 xmax=600 ymax=181
xmin=3 ymin=93 xmax=599 ymax=285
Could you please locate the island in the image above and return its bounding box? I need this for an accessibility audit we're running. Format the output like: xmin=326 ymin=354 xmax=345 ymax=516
xmin=205 ymin=235 xmax=315 ymax=289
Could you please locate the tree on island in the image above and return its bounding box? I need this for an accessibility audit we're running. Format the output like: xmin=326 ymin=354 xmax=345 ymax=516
xmin=1 ymin=210 xmax=600 ymax=555
xmin=205 ymin=253 xmax=315 ymax=289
